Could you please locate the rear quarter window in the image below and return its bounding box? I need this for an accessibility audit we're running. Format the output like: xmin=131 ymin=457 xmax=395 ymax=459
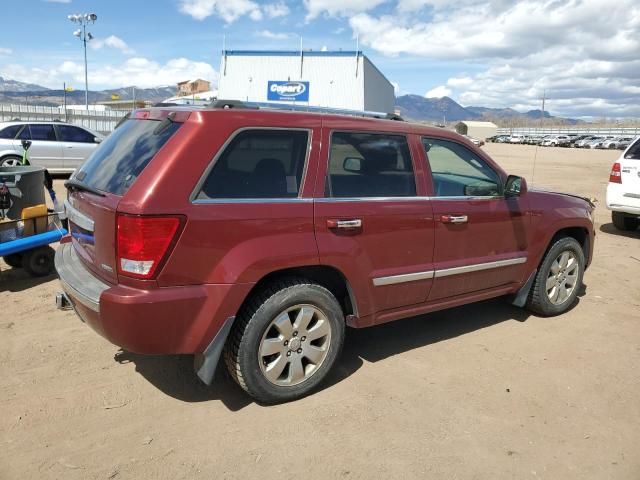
xmin=75 ymin=119 xmax=181 ymax=195
xmin=624 ymin=138 xmax=640 ymax=160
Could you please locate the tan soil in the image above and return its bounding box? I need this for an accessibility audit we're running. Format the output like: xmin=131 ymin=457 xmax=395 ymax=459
xmin=1 ymin=144 xmax=639 ymax=479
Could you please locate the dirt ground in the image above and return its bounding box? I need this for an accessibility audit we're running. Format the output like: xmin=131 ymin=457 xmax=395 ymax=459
xmin=1 ymin=144 xmax=639 ymax=480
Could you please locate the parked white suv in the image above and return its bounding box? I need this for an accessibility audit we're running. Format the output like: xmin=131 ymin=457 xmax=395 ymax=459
xmin=606 ymin=137 xmax=640 ymax=231
xmin=541 ymin=135 xmax=570 ymax=147
xmin=0 ymin=121 xmax=103 ymax=174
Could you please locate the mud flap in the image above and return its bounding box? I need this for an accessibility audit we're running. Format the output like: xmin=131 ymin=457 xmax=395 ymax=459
xmin=511 ymin=270 xmax=537 ymax=308
xmin=194 ymin=316 xmax=235 ymax=385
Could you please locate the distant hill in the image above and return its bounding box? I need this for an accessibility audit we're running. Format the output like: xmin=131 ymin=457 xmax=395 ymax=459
xmin=395 ymin=94 xmax=582 ymax=125
xmin=0 ymin=77 xmax=177 ymax=105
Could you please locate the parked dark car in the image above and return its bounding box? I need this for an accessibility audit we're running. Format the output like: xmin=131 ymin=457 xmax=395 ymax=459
xmin=55 ymin=105 xmax=596 ymax=403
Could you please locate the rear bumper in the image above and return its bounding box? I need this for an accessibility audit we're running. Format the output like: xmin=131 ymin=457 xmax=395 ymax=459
xmin=606 ymin=184 xmax=640 ymax=215
xmin=55 ymin=242 xmax=252 ymax=354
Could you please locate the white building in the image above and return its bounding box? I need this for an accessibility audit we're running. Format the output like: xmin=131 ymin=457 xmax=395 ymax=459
xmin=217 ymin=50 xmax=395 ymax=113
xmin=455 ymin=121 xmax=498 ymax=140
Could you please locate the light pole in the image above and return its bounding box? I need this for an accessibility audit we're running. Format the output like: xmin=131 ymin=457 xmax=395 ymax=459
xmin=68 ymin=13 xmax=97 ymax=111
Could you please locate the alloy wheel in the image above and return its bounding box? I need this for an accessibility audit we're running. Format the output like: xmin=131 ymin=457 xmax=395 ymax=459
xmin=258 ymin=304 xmax=332 ymax=387
xmin=546 ymin=251 xmax=579 ymax=305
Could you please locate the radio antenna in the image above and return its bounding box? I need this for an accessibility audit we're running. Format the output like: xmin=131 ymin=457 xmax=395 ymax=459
xmin=531 ymin=89 xmax=546 ymax=184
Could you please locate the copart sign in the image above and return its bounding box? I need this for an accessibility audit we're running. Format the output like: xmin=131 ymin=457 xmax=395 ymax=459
xmin=267 ymin=81 xmax=310 ymax=102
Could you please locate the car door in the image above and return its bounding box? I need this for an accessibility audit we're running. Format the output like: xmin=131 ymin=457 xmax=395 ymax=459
xmin=17 ymin=124 xmax=63 ymax=169
xmin=56 ymin=124 xmax=100 ymax=170
xmin=314 ymin=123 xmax=435 ymax=320
xmin=421 ymin=136 xmax=530 ymax=301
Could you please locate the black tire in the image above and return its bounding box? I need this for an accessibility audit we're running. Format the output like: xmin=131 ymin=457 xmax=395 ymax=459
xmin=224 ymin=277 xmax=345 ymax=404
xmin=22 ymin=246 xmax=55 ymax=277
xmin=526 ymin=237 xmax=585 ymax=316
xmin=1 ymin=155 xmax=23 ymax=167
xmin=3 ymin=253 xmax=23 ymax=269
xmin=612 ymin=211 xmax=639 ymax=231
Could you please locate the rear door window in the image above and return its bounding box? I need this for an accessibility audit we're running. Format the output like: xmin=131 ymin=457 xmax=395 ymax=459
xmin=29 ymin=124 xmax=57 ymax=141
xmin=326 ymin=132 xmax=416 ymax=198
xmin=0 ymin=125 xmax=22 ymax=139
xmin=196 ymin=129 xmax=309 ymax=200
xmin=75 ymin=119 xmax=182 ymax=195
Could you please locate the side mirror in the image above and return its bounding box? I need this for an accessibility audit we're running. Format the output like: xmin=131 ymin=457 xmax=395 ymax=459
xmin=21 ymin=139 xmax=32 ymax=151
xmin=94 ymin=136 xmax=103 ymax=144
xmin=505 ymin=175 xmax=527 ymax=197
xmin=343 ymin=157 xmax=363 ymax=173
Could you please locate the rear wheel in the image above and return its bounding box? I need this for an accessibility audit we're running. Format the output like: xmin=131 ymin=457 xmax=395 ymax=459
xmin=612 ymin=211 xmax=639 ymax=231
xmin=3 ymin=253 xmax=23 ymax=268
xmin=22 ymin=246 xmax=55 ymax=277
xmin=527 ymin=237 xmax=585 ymax=316
xmin=1 ymin=155 xmax=22 ymax=167
xmin=224 ymin=278 xmax=345 ymax=404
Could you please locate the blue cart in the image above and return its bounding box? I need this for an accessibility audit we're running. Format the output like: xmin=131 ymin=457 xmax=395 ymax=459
xmin=0 ymin=214 xmax=67 ymax=276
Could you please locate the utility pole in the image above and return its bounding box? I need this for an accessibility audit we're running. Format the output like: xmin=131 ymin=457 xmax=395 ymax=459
xmin=69 ymin=13 xmax=98 ymax=111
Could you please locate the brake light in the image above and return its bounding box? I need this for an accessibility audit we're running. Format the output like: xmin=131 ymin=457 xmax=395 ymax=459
xmin=117 ymin=215 xmax=181 ymax=279
xmin=609 ymin=162 xmax=622 ymax=184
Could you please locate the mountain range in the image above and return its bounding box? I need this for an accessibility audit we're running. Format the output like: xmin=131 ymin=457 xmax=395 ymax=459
xmin=0 ymin=76 xmax=580 ymax=124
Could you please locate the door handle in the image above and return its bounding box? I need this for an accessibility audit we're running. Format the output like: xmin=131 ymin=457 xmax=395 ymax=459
xmin=327 ymin=219 xmax=362 ymax=229
xmin=440 ymin=214 xmax=468 ymax=224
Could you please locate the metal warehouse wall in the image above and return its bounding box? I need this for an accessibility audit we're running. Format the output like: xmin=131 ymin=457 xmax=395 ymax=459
xmin=363 ymin=57 xmax=395 ymax=113
xmin=217 ymin=51 xmax=395 ymax=113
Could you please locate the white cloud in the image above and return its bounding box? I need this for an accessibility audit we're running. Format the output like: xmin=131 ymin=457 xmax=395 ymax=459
xmin=43 ymin=0 xmax=71 ymax=3
xmin=348 ymin=0 xmax=640 ymax=117
xmin=0 ymin=47 xmax=12 ymax=56
xmin=391 ymin=81 xmax=400 ymax=95
xmin=304 ymin=0 xmax=387 ymax=20
xmin=256 ymin=30 xmax=292 ymax=40
xmin=263 ymin=2 xmax=290 ymax=17
xmin=90 ymin=35 xmax=134 ymax=55
xmin=0 ymin=57 xmax=218 ymax=90
xmin=425 ymin=85 xmax=451 ymax=98
xmin=178 ymin=0 xmax=262 ymax=22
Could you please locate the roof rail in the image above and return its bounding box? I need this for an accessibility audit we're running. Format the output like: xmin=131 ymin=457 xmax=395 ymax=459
xmin=207 ymin=99 xmax=404 ymax=121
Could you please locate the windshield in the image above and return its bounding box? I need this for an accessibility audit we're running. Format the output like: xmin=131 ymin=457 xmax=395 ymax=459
xmin=74 ymin=119 xmax=182 ymax=195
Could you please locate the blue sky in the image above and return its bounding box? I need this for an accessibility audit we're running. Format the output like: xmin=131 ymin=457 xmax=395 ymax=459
xmin=0 ymin=0 xmax=639 ymax=118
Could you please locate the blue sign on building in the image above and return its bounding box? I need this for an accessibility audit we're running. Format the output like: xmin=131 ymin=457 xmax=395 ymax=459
xmin=267 ymin=81 xmax=310 ymax=102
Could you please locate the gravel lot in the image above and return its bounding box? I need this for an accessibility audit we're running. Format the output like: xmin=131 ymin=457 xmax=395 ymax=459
xmin=1 ymin=144 xmax=639 ymax=480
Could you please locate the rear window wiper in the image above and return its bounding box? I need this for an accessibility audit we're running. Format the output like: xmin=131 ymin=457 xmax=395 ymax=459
xmin=64 ymin=178 xmax=106 ymax=197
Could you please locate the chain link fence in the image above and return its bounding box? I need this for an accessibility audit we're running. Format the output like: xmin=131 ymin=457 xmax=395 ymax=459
xmin=0 ymin=104 xmax=129 ymax=134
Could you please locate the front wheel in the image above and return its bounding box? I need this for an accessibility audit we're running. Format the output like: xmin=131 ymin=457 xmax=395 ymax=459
xmin=224 ymin=278 xmax=345 ymax=404
xmin=3 ymin=253 xmax=23 ymax=269
xmin=527 ymin=237 xmax=585 ymax=316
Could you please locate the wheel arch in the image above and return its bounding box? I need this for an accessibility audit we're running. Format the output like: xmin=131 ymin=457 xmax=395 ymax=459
xmin=241 ymin=265 xmax=357 ymax=320
xmin=546 ymin=226 xmax=590 ymax=267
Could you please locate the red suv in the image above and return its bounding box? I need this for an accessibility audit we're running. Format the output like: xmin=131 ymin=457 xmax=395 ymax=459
xmin=55 ymin=105 xmax=595 ymax=403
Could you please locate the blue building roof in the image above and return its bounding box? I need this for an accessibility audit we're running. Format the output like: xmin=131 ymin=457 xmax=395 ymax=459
xmin=223 ymin=50 xmax=364 ymax=57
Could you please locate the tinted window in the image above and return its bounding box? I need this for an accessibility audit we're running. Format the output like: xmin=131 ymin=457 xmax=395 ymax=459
xmin=17 ymin=126 xmax=31 ymax=140
xmin=423 ymin=138 xmax=501 ymax=197
xmin=198 ymin=129 xmax=309 ymax=199
xmin=29 ymin=124 xmax=56 ymax=141
xmin=76 ymin=119 xmax=182 ymax=195
xmin=0 ymin=125 xmax=22 ymax=139
xmin=58 ymin=125 xmax=95 ymax=143
xmin=327 ymin=132 xmax=416 ymax=198
xmin=625 ymin=138 xmax=640 ymax=160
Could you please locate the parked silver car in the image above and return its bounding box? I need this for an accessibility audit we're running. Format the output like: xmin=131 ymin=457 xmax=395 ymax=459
xmin=0 ymin=121 xmax=102 ymax=174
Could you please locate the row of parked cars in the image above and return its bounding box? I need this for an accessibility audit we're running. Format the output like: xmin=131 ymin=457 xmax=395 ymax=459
xmin=489 ymin=134 xmax=637 ymax=149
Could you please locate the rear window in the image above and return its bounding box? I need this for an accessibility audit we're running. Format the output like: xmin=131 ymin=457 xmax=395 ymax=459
xmin=624 ymin=138 xmax=640 ymax=160
xmin=75 ymin=119 xmax=181 ymax=195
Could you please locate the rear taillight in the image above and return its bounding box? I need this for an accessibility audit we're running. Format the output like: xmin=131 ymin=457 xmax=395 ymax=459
xmin=116 ymin=214 xmax=181 ymax=279
xmin=609 ymin=162 xmax=622 ymax=184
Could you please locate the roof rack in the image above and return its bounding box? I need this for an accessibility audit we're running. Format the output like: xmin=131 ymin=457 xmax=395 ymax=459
xmin=208 ymin=99 xmax=404 ymax=121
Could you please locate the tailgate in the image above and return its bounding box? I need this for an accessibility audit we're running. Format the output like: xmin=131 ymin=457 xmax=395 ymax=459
xmin=620 ymin=138 xmax=640 ymax=196
xmin=66 ymin=191 xmax=120 ymax=284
